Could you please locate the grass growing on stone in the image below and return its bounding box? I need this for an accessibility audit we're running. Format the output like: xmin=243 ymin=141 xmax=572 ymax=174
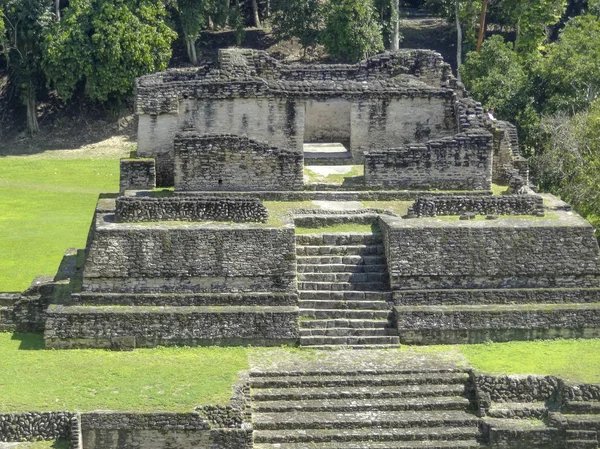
xmin=263 ymin=201 xmax=316 ymax=226
xmin=361 ymin=201 xmax=412 ymax=216
xmin=304 ymin=166 xmax=363 ymax=185
xmin=0 ymin=333 xmax=249 ymax=412
xmin=491 ymin=184 xmax=509 ymax=195
xmin=0 ymin=156 xmax=120 ymax=292
xmin=3 ymin=441 xmax=69 ymax=449
xmin=459 ymin=339 xmax=600 ymax=384
xmin=296 ymin=223 xmax=378 ymax=234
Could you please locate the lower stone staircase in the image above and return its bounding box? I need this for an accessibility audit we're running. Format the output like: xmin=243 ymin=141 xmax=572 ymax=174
xmin=250 ymin=367 xmax=483 ymax=448
xmin=563 ymin=401 xmax=600 ymax=449
xmin=296 ymin=233 xmax=398 ymax=349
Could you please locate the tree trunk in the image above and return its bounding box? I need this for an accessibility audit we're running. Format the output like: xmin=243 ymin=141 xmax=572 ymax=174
xmin=185 ymin=35 xmax=198 ymax=65
xmin=391 ymin=0 xmax=400 ymax=51
xmin=25 ymin=84 xmax=39 ymax=135
xmin=265 ymin=0 xmax=269 ymax=18
xmin=456 ymin=0 xmax=462 ymax=80
xmin=252 ymin=0 xmax=260 ymax=27
xmin=55 ymin=0 xmax=61 ymax=20
xmin=476 ymin=0 xmax=488 ymax=52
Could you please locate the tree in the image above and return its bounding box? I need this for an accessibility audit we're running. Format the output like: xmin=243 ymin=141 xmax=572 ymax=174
xmin=538 ymin=14 xmax=600 ymax=114
xmin=461 ymin=35 xmax=539 ymax=143
xmin=0 ymin=0 xmax=52 ymax=134
xmin=41 ymin=0 xmax=176 ymax=102
xmin=374 ymin=0 xmax=401 ymax=50
xmin=531 ymin=102 xmax=600 ymax=234
xmin=178 ymin=0 xmax=205 ymax=65
xmin=321 ymin=0 xmax=384 ymax=62
xmin=494 ymin=0 xmax=566 ymax=54
xmin=271 ymin=0 xmax=323 ymax=55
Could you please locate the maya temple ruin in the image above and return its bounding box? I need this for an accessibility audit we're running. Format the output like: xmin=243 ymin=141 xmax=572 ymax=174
xmin=1 ymin=48 xmax=600 ymax=449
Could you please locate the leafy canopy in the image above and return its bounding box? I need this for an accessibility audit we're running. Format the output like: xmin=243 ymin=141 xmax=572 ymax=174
xmin=42 ymin=0 xmax=176 ymax=101
xmin=271 ymin=0 xmax=323 ymax=50
xmin=321 ymin=0 xmax=384 ymax=62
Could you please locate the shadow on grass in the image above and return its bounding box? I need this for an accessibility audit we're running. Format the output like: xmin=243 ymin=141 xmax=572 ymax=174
xmin=11 ymin=333 xmax=45 ymax=350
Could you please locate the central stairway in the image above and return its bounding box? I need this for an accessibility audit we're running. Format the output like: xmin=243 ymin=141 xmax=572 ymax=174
xmin=250 ymin=367 xmax=483 ymax=448
xmin=295 ymin=232 xmax=398 ymax=349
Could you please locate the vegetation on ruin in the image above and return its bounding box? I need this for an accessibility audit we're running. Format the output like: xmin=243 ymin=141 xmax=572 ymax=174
xmin=295 ymin=223 xmax=378 ymax=234
xmin=0 ymin=333 xmax=249 ymax=412
xmin=460 ymin=339 xmax=600 ymax=384
xmin=0 ymin=155 xmax=120 ymax=292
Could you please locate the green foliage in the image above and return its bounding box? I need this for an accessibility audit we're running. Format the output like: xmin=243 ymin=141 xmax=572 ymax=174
xmin=460 ymin=339 xmax=600 ymax=383
xmin=590 ymin=0 xmax=600 ymax=16
xmin=270 ymin=0 xmax=323 ymax=51
xmin=229 ymin=3 xmax=245 ymax=46
xmin=178 ymin=0 xmax=206 ymax=41
xmin=321 ymin=0 xmax=384 ymax=62
xmin=530 ymin=102 xmax=600 ymax=235
xmin=0 ymin=333 xmax=248 ymax=411
xmin=424 ymin=0 xmax=481 ymax=47
xmin=41 ymin=0 xmax=176 ymax=102
xmin=538 ymin=14 xmax=600 ymax=114
xmin=494 ymin=0 xmax=566 ymax=54
xmin=461 ymin=35 xmax=539 ymax=144
xmin=0 ymin=155 xmax=120 ymax=292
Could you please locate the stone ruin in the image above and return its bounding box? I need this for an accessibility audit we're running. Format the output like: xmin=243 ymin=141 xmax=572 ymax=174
xmin=1 ymin=47 xmax=599 ymax=351
xmin=2 ymin=47 xmax=600 ymax=449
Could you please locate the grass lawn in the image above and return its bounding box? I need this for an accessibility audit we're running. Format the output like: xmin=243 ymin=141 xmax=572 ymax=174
xmin=0 ymin=333 xmax=249 ymax=412
xmin=459 ymin=339 xmax=600 ymax=384
xmin=2 ymin=441 xmax=68 ymax=449
xmin=0 ymin=156 xmax=120 ymax=292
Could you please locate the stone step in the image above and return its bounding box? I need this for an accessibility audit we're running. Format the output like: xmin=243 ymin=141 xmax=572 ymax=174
xmin=296 ymin=245 xmax=385 ymax=257
xmin=250 ymin=373 xmax=470 ymax=389
xmin=297 ymin=255 xmax=386 ymax=265
xmin=299 ymin=282 xmax=390 ymax=291
xmin=566 ymin=429 xmax=598 ymax=439
xmin=253 ymin=426 xmax=481 ymax=444
xmin=254 ymin=441 xmax=483 ymax=449
xmin=300 ymin=299 xmax=391 ymax=310
xmin=300 ymin=309 xmax=391 ymax=320
xmin=296 ymin=234 xmax=382 ymax=246
xmin=300 ymin=327 xmax=395 ymax=337
xmin=298 ymin=272 xmax=389 ymax=283
xmin=298 ymin=264 xmax=388 ymax=273
xmin=565 ymin=402 xmax=600 ymax=414
xmin=305 ymin=344 xmax=403 ymax=350
xmin=565 ymin=414 xmax=600 ymax=430
xmin=250 ymin=369 xmax=467 ymax=378
xmin=299 ymin=291 xmax=393 ymax=301
xmin=487 ymin=401 xmax=546 ymax=419
xmin=251 ymin=384 xmax=468 ymax=402
xmin=300 ymin=335 xmax=400 ymax=346
xmin=252 ymin=396 xmax=471 ymax=413
xmin=300 ymin=319 xmax=391 ymax=329
xmin=253 ymin=410 xmax=479 ymax=431
xmin=565 ymin=440 xmax=598 ymax=449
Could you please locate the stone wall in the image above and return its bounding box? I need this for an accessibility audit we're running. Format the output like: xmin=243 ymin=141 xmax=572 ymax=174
xmin=81 ymin=412 xmax=250 ymax=449
xmin=392 ymin=288 xmax=600 ymax=306
xmin=119 ymin=159 xmax=156 ymax=192
xmin=44 ymin=305 xmax=299 ymax=349
xmin=474 ymin=374 xmax=560 ymax=405
xmin=364 ymin=131 xmax=493 ymax=190
xmin=0 ymin=412 xmax=76 ymax=442
xmin=115 ymin=197 xmax=269 ymax=223
xmin=394 ymin=304 xmax=600 ymax=344
xmin=349 ymin=95 xmax=457 ymax=161
xmin=380 ymin=213 xmax=600 ymax=290
xmin=304 ymin=100 xmax=351 ymax=144
xmin=174 ymin=133 xmax=303 ymax=191
xmin=138 ymin=98 xmax=305 ymax=186
xmin=82 ymin=212 xmax=296 ymax=294
xmin=408 ymin=195 xmax=544 ymax=217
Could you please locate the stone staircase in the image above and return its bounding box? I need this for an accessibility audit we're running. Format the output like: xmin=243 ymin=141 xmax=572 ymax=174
xmin=250 ymin=367 xmax=484 ymax=449
xmin=563 ymin=401 xmax=600 ymax=449
xmin=296 ymin=233 xmax=398 ymax=349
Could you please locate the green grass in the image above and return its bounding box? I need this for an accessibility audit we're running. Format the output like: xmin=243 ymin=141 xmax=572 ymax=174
xmin=304 ymin=165 xmax=364 ymax=185
xmin=296 ymin=223 xmax=378 ymax=234
xmin=3 ymin=441 xmax=68 ymax=449
xmin=0 ymin=333 xmax=249 ymax=412
xmin=0 ymin=156 xmax=120 ymax=292
xmin=459 ymin=339 xmax=600 ymax=384
xmin=492 ymin=184 xmax=509 ymax=195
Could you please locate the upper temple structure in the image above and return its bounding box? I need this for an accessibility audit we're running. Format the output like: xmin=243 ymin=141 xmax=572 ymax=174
xmin=4 ymin=48 xmax=599 ymax=351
